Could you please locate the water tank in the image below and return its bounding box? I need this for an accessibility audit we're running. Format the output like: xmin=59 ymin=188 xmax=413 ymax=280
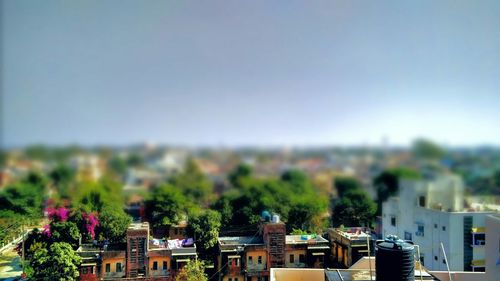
xmin=375 ymin=235 xmax=414 ymax=281
xmin=261 ymin=211 xmax=271 ymax=222
xmin=272 ymin=214 xmax=280 ymax=223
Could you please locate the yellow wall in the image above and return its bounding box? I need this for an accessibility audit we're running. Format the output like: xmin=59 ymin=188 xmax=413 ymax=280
xmin=285 ymin=249 xmax=306 ymax=266
xmin=149 ymin=256 xmax=171 ymax=271
xmin=246 ymin=249 xmax=267 ymax=267
xmin=102 ymin=257 xmax=126 ymax=274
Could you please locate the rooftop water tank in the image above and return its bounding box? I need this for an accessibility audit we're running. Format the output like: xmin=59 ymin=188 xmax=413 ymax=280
xmin=375 ymin=235 xmax=414 ymax=281
xmin=272 ymin=214 xmax=280 ymax=223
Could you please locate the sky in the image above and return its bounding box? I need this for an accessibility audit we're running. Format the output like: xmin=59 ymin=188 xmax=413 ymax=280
xmin=2 ymin=0 xmax=500 ymax=148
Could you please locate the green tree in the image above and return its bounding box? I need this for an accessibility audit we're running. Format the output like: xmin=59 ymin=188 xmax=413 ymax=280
xmin=332 ymin=189 xmax=376 ymax=227
xmin=98 ymin=206 xmax=132 ymax=242
xmin=49 ymin=164 xmax=76 ymax=198
xmin=30 ymin=242 xmax=82 ymax=281
xmin=50 ymin=221 xmax=81 ymax=249
xmin=0 ymin=180 xmax=45 ymax=219
xmin=145 ymin=184 xmax=190 ymax=228
xmin=412 ymin=138 xmax=446 ymax=159
xmin=187 ymin=210 xmax=221 ymax=252
xmin=174 ymin=259 xmax=207 ymax=281
xmin=334 ymin=177 xmax=361 ymax=197
xmin=170 ymin=158 xmax=213 ymax=205
xmin=228 ymin=163 xmax=252 ymax=188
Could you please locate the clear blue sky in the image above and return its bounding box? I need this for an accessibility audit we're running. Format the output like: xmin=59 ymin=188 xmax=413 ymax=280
xmin=2 ymin=0 xmax=500 ymax=147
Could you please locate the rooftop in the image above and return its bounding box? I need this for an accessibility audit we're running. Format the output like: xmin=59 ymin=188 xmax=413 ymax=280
xmin=285 ymin=234 xmax=329 ymax=245
xmin=330 ymin=227 xmax=372 ymax=240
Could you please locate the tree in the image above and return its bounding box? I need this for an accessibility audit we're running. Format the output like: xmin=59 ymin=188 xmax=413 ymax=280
xmin=30 ymin=242 xmax=81 ymax=281
xmin=187 ymin=210 xmax=221 ymax=252
xmin=228 ymin=163 xmax=252 ymax=188
xmin=374 ymin=168 xmax=420 ymax=214
xmin=145 ymin=184 xmax=189 ymax=228
xmin=334 ymin=177 xmax=361 ymax=198
xmin=170 ymin=158 xmax=213 ymax=206
xmin=98 ymin=206 xmax=132 ymax=242
xmin=0 ymin=180 xmax=45 ymax=219
xmin=412 ymin=138 xmax=445 ymax=159
xmin=332 ymin=189 xmax=376 ymax=227
xmin=49 ymin=221 xmax=81 ymax=249
xmin=49 ymin=165 xmax=76 ymax=198
xmin=175 ymin=259 xmax=207 ymax=281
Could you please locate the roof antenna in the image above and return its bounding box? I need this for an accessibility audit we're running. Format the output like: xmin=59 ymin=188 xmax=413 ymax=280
xmin=440 ymin=242 xmax=453 ymax=281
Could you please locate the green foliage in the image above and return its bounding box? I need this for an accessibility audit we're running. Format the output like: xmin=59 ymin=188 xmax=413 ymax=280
xmin=49 ymin=164 xmax=76 ymax=198
xmin=108 ymin=156 xmax=128 ymax=175
xmin=214 ymin=168 xmax=328 ymax=233
xmin=145 ymin=184 xmax=190 ymax=228
xmin=334 ymin=177 xmax=361 ymax=197
xmin=0 ymin=174 xmax=45 ymax=219
xmin=373 ymin=168 xmax=420 ymax=214
xmin=73 ymin=178 xmax=123 ymax=212
xmin=29 ymin=242 xmax=82 ymax=281
xmin=332 ymin=188 xmax=376 ymax=227
xmin=98 ymin=205 xmax=132 ymax=243
xmin=228 ymin=163 xmax=252 ymax=188
xmin=412 ymin=138 xmax=446 ymax=159
xmin=50 ymin=221 xmax=81 ymax=249
xmin=290 ymin=228 xmax=309 ymax=235
xmin=174 ymin=259 xmax=208 ymax=281
xmin=170 ymin=158 xmax=213 ymax=206
xmin=187 ymin=210 xmax=221 ymax=252
xmin=331 ymin=177 xmax=376 ymax=227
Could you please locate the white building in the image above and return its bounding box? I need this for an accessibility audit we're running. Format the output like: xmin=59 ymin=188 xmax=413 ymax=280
xmin=382 ymin=174 xmax=496 ymax=272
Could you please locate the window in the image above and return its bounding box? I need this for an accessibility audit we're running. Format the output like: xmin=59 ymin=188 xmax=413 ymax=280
xmin=419 ymin=196 xmax=426 ymax=207
xmin=419 ymin=256 xmax=424 ymax=266
xmin=416 ymin=224 xmax=424 ymax=237
xmin=472 ymin=233 xmax=485 ymax=246
xmin=299 ymin=254 xmax=306 ymax=263
xmin=228 ymin=278 xmax=232 ymax=281
xmin=248 ymin=256 xmax=253 ymax=264
xmin=82 ymin=267 xmax=88 ymax=274
xmin=116 ymin=263 xmax=122 ymax=272
xmin=153 ymin=261 xmax=158 ymax=270
xmin=404 ymin=231 xmax=412 ymax=241
xmin=434 ymin=224 xmax=437 ymax=229
xmin=105 ymin=263 xmax=110 ymax=273
xmin=258 ymin=256 xmax=262 ymax=264
xmin=235 ymin=278 xmax=239 ymax=281
xmin=443 ymin=259 xmax=446 ymax=264
xmin=289 ymin=254 xmax=294 ymax=263
xmin=434 ymin=256 xmax=438 ymax=261
xmin=391 ymin=216 xmax=396 ymax=226
xmin=442 ymin=226 xmax=446 ymax=231
xmin=163 ymin=261 xmax=168 ymax=270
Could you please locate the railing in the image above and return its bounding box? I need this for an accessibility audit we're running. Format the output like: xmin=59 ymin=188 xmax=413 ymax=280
xmin=102 ymin=271 xmax=126 ymax=278
xmin=247 ymin=263 xmax=266 ymax=271
xmin=149 ymin=269 xmax=169 ymax=277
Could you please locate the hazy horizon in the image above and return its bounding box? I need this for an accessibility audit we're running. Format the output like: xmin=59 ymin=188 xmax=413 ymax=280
xmin=2 ymin=0 xmax=500 ymax=148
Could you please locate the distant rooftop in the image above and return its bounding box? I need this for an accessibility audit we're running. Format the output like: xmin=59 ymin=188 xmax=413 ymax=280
xmin=128 ymin=222 xmax=149 ymax=230
xmin=331 ymin=227 xmax=371 ymax=240
xmin=218 ymin=236 xmax=264 ymax=248
xmin=285 ymin=234 xmax=328 ymax=244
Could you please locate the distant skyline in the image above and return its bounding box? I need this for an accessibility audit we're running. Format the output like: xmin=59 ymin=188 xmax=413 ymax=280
xmin=2 ymin=1 xmax=500 ymax=148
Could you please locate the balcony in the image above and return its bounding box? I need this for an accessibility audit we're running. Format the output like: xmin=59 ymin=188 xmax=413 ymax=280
xmin=102 ymin=271 xmax=126 ymax=278
xmin=149 ymin=269 xmax=169 ymax=277
xmin=247 ymin=263 xmax=266 ymax=272
xmin=285 ymin=262 xmax=306 ymax=268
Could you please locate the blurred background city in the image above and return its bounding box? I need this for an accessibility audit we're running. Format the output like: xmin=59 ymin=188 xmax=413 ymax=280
xmin=1 ymin=1 xmax=500 ymax=281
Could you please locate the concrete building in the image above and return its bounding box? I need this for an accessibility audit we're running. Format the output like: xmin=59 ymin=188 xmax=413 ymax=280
xmin=217 ymin=219 xmax=329 ymax=281
xmin=327 ymin=227 xmax=374 ymax=268
xmin=77 ymin=222 xmax=197 ymax=281
xmin=382 ymin=174 xmax=496 ymax=271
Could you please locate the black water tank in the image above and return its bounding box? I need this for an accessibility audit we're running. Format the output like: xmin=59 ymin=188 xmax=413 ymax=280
xmin=376 ymin=235 xmax=414 ymax=281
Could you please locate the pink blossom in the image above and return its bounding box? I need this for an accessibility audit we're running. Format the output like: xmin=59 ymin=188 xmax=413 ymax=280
xmin=83 ymin=212 xmax=99 ymax=239
xmin=42 ymin=224 xmax=51 ymax=238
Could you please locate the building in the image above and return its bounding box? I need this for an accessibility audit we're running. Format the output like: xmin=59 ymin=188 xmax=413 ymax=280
xmin=217 ymin=218 xmax=329 ymax=281
xmin=382 ymin=174 xmax=497 ymax=271
xmin=327 ymin=227 xmax=374 ymax=268
xmin=77 ymin=222 xmax=197 ymax=281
